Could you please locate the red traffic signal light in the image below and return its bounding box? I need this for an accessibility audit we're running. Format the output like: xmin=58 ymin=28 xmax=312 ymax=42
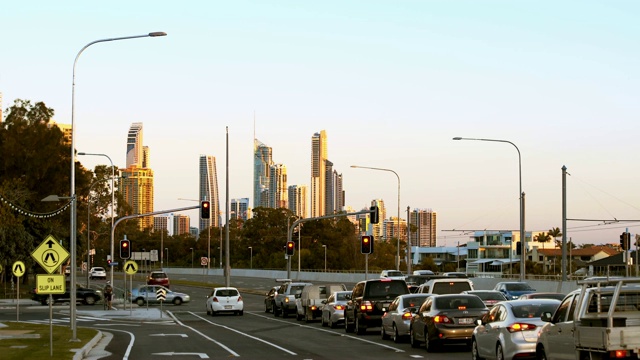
xmin=286 ymin=241 xmax=295 ymax=256
xmin=120 ymin=239 xmax=131 ymax=259
xmin=200 ymin=200 xmax=211 ymax=219
xmin=361 ymin=235 xmax=373 ymax=254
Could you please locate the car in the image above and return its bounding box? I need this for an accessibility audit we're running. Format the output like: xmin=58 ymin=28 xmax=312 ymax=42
xmin=462 ymin=290 xmax=508 ymax=308
xmin=413 ymin=270 xmax=435 ymax=276
xmin=129 ymin=285 xmax=190 ymax=306
xmin=296 ymin=283 xmax=346 ymax=322
xmin=405 ymin=274 xmax=447 ymax=293
xmin=89 ymin=267 xmax=107 ymax=280
xmin=518 ymin=292 xmax=566 ymax=301
xmin=472 ymin=299 xmax=561 ymax=360
xmin=442 ymin=272 xmax=469 ymax=278
xmin=31 ymin=282 xmax=102 ymax=305
xmin=147 ymin=271 xmax=170 ymax=288
xmin=418 ymin=278 xmax=474 ymax=294
xmin=410 ymin=294 xmax=489 ymax=352
xmin=321 ymin=290 xmax=351 ymax=328
xmin=345 ymin=278 xmax=410 ymax=335
xmin=381 ymin=293 xmax=432 ymax=343
xmin=264 ymin=286 xmax=279 ymax=313
xmin=380 ymin=270 xmax=406 ymax=280
xmin=206 ymin=287 xmax=244 ymax=316
xmin=273 ymin=280 xmax=312 ymax=318
xmin=493 ymin=282 xmax=536 ymax=300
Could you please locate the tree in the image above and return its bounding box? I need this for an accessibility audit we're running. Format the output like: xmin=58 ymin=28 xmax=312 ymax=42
xmin=534 ymin=232 xmax=552 ymax=249
xmin=549 ymin=227 xmax=562 ymax=248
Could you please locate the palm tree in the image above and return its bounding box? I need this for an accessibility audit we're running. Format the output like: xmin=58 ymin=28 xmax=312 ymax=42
xmin=549 ymin=227 xmax=562 ymax=248
xmin=534 ymin=232 xmax=552 ymax=249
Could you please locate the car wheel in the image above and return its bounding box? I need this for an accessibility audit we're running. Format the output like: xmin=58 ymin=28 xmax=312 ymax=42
xmin=537 ymin=346 xmax=547 ymax=360
xmin=321 ymin=313 xmax=328 ymax=327
xmin=345 ymin=314 xmax=354 ymax=333
xmin=172 ymin=298 xmax=182 ymax=306
xmin=84 ymin=296 xmax=96 ymax=305
xmin=472 ymin=339 xmax=485 ymax=360
xmin=329 ymin=317 xmax=336 ymax=329
xmin=355 ymin=316 xmax=365 ymax=335
xmin=264 ymin=302 xmax=270 ymax=313
xmin=393 ymin=324 xmax=401 ymax=343
xmin=296 ymin=311 xmax=303 ymax=321
xmin=497 ymin=343 xmax=505 ymax=360
xmin=282 ymin=309 xmax=288 ymax=318
xmin=206 ymin=304 xmax=211 ymax=315
xmin=425 ymin=329 xmax=438 ymax=352
xmin=210 ymin=306 xmax=216 ymax=316
xmin=136 ymin=298 xmax=145 ymax=306
xmin=273 ymin=305 xmax=280 ymax=317
xmin=381 ymin=324 xmax=389 ymax=340
xmin=410 ymin=327 xmax=420 ymax=348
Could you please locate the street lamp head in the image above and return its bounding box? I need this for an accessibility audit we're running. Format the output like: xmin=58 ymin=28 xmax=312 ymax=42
xmin=452 ymin=137 xmax=462 ymax=140
xmin=350 ymin=165 xmax=358 ymax=168
xmin=149 ymin=32 xmax=167 ymax=37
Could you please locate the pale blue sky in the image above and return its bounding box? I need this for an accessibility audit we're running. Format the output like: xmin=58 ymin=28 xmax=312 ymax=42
xmin=3 ymin=1 xmax=640 ymax=245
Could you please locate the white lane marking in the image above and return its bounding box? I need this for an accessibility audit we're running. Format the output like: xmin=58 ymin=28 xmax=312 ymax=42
xmin=94 ymin=327 xmax=136 ymax=360
xmin=149 ymin=333 xmax=189 ymax=337
xmin=249 ymin=312 xmax=405 ymax=353
xmin=189 ymin=312 xmax=297 ymax=356
xmin=151 ymin=352 xmax=208 ymax=358
xmin=165 ymin=310 xmax=239 ymax=357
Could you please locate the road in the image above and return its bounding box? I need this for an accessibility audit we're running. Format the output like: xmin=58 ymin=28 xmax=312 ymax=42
xmin=1 ymin=274 xmax=474 ymax=359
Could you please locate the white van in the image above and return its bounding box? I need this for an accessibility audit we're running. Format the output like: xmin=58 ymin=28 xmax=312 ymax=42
xmin=417 ymin=278 xmax=474 ymax=294
xmin=295 ymin=283 xmax=347 ymax=322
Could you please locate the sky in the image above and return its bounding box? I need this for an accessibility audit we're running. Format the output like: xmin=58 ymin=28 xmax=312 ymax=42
xmin=2 ymin=1 xmax=640 ymax=246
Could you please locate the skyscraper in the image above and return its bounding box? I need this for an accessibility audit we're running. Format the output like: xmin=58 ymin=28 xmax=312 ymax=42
xmin=230 ymin=198 xmax=250 ymax=221
xmin=199 ymin=155 xmax=220 ymax=231
xmin=120 ymin=122 xmax=154 ymax=230
xmin=410 ymin=209 xmax=437 ymax=247
xmin=254 ymin=139 xmax=273 ymax=209
xmin=126 ymin=122 xmax=144 ymax=168
xmin=288 ymin=185 xmax=308 ymax=218
xmin=269 ymin=164 xmax=288 ymax=209
xmin=311 ymin=130 xmax=327 ymax=217
xmin=324 ymin=161 xmax=344 ymax=214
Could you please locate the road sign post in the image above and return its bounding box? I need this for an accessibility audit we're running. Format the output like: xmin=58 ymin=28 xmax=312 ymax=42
xmin=156 ymin=287 xmax=166 ymax=318
xmin=124 ymin=260 xmax=138 ymax=314
xmin=12 ymin=261 xmax=25 ymax=321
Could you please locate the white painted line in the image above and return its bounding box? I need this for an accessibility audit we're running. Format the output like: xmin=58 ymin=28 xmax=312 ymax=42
xmin=165 ymin=311 xmax=238 ymax=357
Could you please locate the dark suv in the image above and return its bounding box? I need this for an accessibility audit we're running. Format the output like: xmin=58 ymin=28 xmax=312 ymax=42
xmin=344 ymin=278 xmax=409 ymax=334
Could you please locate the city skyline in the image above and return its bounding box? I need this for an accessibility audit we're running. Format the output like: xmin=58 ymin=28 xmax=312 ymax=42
xmin=3 ymin=1 xmax=640 ymax=245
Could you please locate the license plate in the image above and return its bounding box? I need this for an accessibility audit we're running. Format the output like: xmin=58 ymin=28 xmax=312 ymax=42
xmin=458 ymin=318 xmax=473 ymax=325
xmin=224 ymin=305 xmax=232 ymax=309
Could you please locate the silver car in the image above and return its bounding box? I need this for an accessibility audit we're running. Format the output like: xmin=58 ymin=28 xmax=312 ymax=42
xmin=129 ymin=285 xmax=190 ymax=306
xmin=472 ymin=299 xmax=561 ymax=360
xmin=381 ymin=294 xmax=431 ymax=343
xmin=321 ymin=291 xmax=351 ymax=328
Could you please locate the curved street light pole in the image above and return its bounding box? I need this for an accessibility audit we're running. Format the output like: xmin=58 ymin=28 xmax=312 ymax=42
xmin=70 ymin=32 xmax=166 ymax=340
xmin=452 ymin=137 xmax=525 ymax=281
xmin=351 ymin=165 xmax=401 ymax=271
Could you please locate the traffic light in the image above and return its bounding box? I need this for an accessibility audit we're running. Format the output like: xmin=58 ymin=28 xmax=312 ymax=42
xmin=107 ymin=259 xmax=112 ymax=266
xmin=361 ymin=235 xmax=373 ymax=254
xmin=286 ymin=241 xmax=295 ymax=256
xmin=200 ymin=200 xmax=211 ymax=220
xmin=370 ymin=206 xmax=379 ymax=224
xmin=120 ymin=239 xmax=131 ymax=259
xmin=516 ymin=241 xmax=522 ymax=255
xmin=621 ymin=232 xmax=631 ymax=250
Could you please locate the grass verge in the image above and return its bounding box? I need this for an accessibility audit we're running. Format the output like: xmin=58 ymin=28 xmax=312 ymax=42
xmin=0 ymin=322 xmax=98 ymax=360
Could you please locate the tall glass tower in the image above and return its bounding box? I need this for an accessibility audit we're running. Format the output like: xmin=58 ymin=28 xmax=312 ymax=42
xmin=254 ymin=139 xmax=273 ymax=209
xmin=199 ymin=155 xmax=220 ymax=231
xmin=311 ymin=130 xmax=327 ymax=217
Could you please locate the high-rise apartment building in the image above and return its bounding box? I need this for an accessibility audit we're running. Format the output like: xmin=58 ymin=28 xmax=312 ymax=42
xmin=325 ymin=161 xmax=344 ymax=214
xmin=199 ymin=155 xmax=220 ymax=231
xmin=154 ymin=216 xmax=168 ymax=233
xmin=371 ymin=199 xmax=386 ymax=240
xmin=120 ymin=122 xmax=154 ymax=231
xmin=384 ymin=216 xmax=407 ymax=242
xmin=268 ymin=164 xmax=288 ymax=209
xmin=311 ymin=130 xmax=327 ymax=217
xmin=410 ymin=209 xmax=437 ymax=247
xmin=172 ymin=214 xmax=190 ymax=236
xmin=230 ymin=198 xmax=250 ymax=220
xmin=288 ymin=185 xmax=307 ymax=218
xmin=254 ymin=139 xmax=273 ymax=208
xmin=126 ymin=122 xmax=144 ymax=168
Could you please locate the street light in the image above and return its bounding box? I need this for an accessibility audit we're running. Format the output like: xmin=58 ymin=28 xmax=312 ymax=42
xmin=84 ymin=177 xmax=111 ymax=287
xmin=452 ymin=137 xmax=525 ymax=281
xmin=69 ymin=31 xmax=166 ymax=341
xmin=351 ymin=165 xmax=402 ymax=271
xmin=248 ymin=246 xmax=252 ymax=269
xmin=322 ymin=245 xmax=327 ymax=272
xmin=190 ymin=248 xmax=194 ymax=268
xmin=78 ymin=152 xmax=115 ymax=285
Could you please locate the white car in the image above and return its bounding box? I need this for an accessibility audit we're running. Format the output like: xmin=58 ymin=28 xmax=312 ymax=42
xmin=89 ymin=267 xmax=107 ymax=280
xmin=206 ymin=287 xmax=244 ymax=316
xmin=380 ymin=270 xmax=405 ymax=280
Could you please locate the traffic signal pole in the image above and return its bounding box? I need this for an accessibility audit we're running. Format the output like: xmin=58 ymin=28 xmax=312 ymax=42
xmin=286 ymin=208 xmax=377 ymax=280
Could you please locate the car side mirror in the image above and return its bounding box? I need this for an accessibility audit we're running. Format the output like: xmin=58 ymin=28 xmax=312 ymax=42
xmin=476 ymin=319 xmax=483 ymax=326
xmin=541 ymin=312 xmax=552 ymax=322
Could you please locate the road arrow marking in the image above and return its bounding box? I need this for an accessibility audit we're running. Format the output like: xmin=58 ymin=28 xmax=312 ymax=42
xmin=151 ymin=352 xmax=208 ymax=358
xmin=149 ymin=334 xmax=188 ymax=337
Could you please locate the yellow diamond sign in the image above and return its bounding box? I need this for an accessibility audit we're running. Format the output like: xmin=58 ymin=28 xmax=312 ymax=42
xmin=31 ymin=235 xmax=70 ymax=274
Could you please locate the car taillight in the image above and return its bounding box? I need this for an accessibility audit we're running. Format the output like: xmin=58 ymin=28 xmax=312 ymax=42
xmin=611 ymin=351 xmax=630 ymax=358
xmin=334 ymin=305 xmax=344 ymax=310
xmin=238 ymin=296 xmax=242 ymax=302
xmin=212 ymin=297 xmax=219 ymax=302
xmin=507 ymin=323 xmax=537 ymax=332
xmin=360 ymin=301 xmax=374 ymax=312
xmin=310 ymin=306 xmax=317 ymax=310
xmin=434 ymin=314 xmax=452 ymax=323
xmin=402 ymin=312 xmax=413 ymax=320
xmin=285 ymin=297 xmax=289 ymax=303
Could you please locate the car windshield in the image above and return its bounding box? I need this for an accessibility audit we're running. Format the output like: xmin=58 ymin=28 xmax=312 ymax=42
xmin=432 ymin=281 xmax=472 ymax=294
xmin=436 ymin=296 xmax=485 ymax=310
xmin=473 ymin=292 xmax=506 ymax=301
xmin=365 ymin=281 xmax=408 ymax=298
xmin=151 ymin=273 xmax=167 ymax=279
xmin=512 ymin=303 xmax=559 ymax=318
xmin=216 ymin=289 xmax=238 ymax=297
xmin=402 ymin=296 xmax=429 ymax=308
xmin=506 ymin=283 xmax=533 ymax=291
xmin=336 ymin=292 xmax=349 ymax=301
xmin=387 ymin=271 xmax=403 ymax=277
xmin=291 ymin=285 xmax=306 ymax=295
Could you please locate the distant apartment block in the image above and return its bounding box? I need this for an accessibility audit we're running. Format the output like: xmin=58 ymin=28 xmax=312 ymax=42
xmin=288 ymin=185 xmax=308 ymax=218
xmin=384 ymin=216 xmax=407 ymax=242
xmin=254 ymin=139 xmax=273 ymax=208
xmin=410 ymin=208 xmax=437 ymax=247
xmin=120 ymin=167 xmax=154 ymax=230
xmin=231 ymin=198 xmax=250 ymax=220
xmin=311 ymin=130 xmax=327 ymax=217
xmin=199 ymin=155 xmax=220 ymax=231
xmin=269 ymin=164 xmax=288 ymax=209
xmin=172 ymin=214 xmax=190 ymax=236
